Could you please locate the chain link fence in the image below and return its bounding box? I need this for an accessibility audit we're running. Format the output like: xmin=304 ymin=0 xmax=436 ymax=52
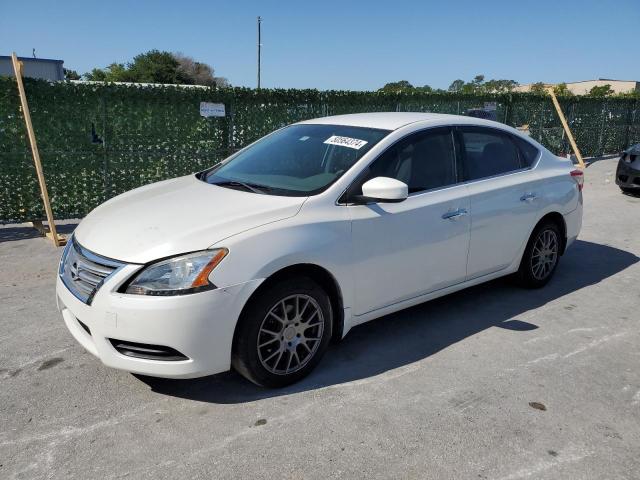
xmin=1 ymin=77 xmax=638 ymax=223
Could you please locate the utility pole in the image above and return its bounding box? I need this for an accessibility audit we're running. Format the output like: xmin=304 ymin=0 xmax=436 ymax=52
xmin=257 ymin=16 xmax=262 ymax=89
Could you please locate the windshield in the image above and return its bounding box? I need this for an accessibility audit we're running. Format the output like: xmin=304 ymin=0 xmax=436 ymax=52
xmin=203 ymin=124 xmax=390 ymax=196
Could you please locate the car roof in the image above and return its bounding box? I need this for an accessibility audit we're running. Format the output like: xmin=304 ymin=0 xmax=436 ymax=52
xmin=298 ymin=112 xmax=503 ymax=131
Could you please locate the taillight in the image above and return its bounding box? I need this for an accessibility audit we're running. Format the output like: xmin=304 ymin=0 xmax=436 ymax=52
xmin=570 ymin=169 xmax=584 ymax=192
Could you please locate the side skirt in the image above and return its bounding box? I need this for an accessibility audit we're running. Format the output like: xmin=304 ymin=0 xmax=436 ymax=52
xmin=342 ymin=265 xmax=519 ymax=335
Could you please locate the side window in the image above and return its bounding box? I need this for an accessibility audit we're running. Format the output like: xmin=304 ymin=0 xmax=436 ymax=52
xmin=363 ymin=128 xmax=456 ymax=194
xmin=513 ymin=136 xmax=540 ymax=167
xmin=460 ymin=128 xmax=522 ymax=181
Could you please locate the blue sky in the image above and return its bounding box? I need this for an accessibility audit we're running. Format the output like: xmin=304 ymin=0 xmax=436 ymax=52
xmin=1 ymin=0 xmax=639 ymax=90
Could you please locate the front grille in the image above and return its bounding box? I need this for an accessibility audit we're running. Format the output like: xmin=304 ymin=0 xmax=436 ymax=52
xmin=59 ymin=237 xmax=125 ymax=304
xmin=109 ymin=339 xmax=189 ymax=361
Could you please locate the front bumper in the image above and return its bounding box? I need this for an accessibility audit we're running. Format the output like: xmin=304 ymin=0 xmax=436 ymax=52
xmin=56 ymin=267 xmax=263 ymax=379
xmin=615 ymin=159 xmax=640 ymax=189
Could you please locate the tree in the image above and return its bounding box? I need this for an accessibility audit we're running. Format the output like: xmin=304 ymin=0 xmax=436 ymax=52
xmin=63 ymin=68 xmax=81 ymax=80
xmin=448 ymin=79 xmax=465 ymax=92
xmin=84 ymin=68 xmax=106 ymax=81
xmin=553 ymin=83 xmax=574 ymax=97
xmin=471 ymin=75 xmax=485 ymax=86
xmin=173 ymin=52 xmax=228 ymax=87
xmin=588 ymin=84 xmax=614 ymax=97
xmin=212 ymin=76 xmax=230 ymax=88
xmin=483 ymin=79 xmax=517 ymax=93
xmin=530 ymin=82 xmax=548 ymax=94
xmin=614 ymin=90 xmax=640 ymax=99
xmin=126 ymin=50 xmax=186 ymax=84
xmin=84 ymin=63 xmax=131 ymax=82
xmin=82 ymin=50 xmax=228 ymax=86
xmin=379 ymin=80 xmax=414 ymax=93
xmin=380 ymin=76 xmax=518 ymax=95
xmin=449 ymin=75 xmax=517 ymax=94
xmin=378 ymin=82 xmax=437 ymax=94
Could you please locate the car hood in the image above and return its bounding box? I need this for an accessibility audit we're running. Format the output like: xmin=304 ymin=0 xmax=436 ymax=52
xmin=73 ymin=175 xmax=306 ymax=264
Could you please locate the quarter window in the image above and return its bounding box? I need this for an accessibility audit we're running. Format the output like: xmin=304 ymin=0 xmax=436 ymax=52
xmin=513 ymin=136 xmax=540 ymax=167
xmin=361 ymin=128 xmax=456 ymax=194
xmin=460 ymin=128 xmax=522 ymax=180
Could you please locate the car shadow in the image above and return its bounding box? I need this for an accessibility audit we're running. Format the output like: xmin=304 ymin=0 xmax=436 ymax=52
xmin=621 ymin=190 xmax=640 ymax=198
xmin=136 ymin=240 xmax=638 ymax=403
xmin=0 ymin=222 xmax=78 ymax=243
xmin=584 ymin=154 xmax=619 ymax=167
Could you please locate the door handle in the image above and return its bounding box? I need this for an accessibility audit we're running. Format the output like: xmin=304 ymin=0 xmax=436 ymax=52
xmin=442 ymin=208 xmax=468 ymax=220
xmin=520 ymin=193 xmax=537 ymax=203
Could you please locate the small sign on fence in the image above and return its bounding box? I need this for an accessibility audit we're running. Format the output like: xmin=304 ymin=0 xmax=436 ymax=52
xmin=200 ymin=102 xmax=226 ymax=118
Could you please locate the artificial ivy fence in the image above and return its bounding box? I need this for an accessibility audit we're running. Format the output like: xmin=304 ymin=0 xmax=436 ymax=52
xmin=0 ymin=77 xmax=638 ymax=223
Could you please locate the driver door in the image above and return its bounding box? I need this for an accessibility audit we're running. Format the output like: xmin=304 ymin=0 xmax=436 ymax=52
xmin=347 ymin=127 xmax=471 ymax=315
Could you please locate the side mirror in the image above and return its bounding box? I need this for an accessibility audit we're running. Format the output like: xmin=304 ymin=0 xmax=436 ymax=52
xmin=356 ymin=177 xmax=408 ymax=204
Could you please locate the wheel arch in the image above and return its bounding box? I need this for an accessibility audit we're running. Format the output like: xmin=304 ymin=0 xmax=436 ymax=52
xmin=534 ymin=211 xmax=567 ymax=254
xmin=232 ymin=263 xmax=345 ymax=348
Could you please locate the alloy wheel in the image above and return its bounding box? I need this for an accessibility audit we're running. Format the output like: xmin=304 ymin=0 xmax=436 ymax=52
xmin=257 ymin=294 xmax=324 ymax=375
xmin=530 ymin=229 xmax=559 ymax=281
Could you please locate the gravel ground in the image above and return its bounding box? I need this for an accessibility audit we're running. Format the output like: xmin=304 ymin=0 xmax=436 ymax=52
xmin=1 ymin=158 xmax=639 ymax=479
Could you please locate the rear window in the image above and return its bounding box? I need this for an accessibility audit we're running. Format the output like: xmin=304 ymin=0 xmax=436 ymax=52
xmin=460 ymin=128 xmax=522 ymax=180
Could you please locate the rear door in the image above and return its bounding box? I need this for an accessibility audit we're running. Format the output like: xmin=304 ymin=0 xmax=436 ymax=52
xmin=348 ymin=127 xmax=471 ymax=315
xmin=457 ymin=126 xmax=542 ymax=279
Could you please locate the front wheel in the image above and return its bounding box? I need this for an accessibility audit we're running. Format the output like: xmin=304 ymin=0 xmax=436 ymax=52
xmin=232 ymin=277 xmax=333 ymax=388
xmin=516 ymin=221 xmax=562 ymax=289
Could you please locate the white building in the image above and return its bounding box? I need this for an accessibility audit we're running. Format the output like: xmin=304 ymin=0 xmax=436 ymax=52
xmin=515 ymin=79 xmax=639 ymax=95
xmin=0 ymin=55 xmax=65 ymax=81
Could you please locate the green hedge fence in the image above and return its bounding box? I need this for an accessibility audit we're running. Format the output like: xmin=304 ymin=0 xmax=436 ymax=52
xmin=0 ymin=77 xmax=638 ymax=223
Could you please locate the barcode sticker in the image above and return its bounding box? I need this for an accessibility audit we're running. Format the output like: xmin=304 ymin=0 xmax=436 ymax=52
xmin=323 ymin=135 xmax=368 ymax=150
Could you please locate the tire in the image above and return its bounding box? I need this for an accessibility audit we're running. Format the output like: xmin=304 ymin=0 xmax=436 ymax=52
xmin=516 ymin=221 xmax=562 ymax=289
xmin=231 ymin=277 xmax=333 ymax=388
xmin=620 ymin=187 xmax=639 ymax=195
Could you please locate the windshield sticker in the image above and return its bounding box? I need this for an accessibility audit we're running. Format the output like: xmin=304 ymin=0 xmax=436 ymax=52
xmin=323 ymin=135 xmax=368 ymax=150
xmin=299 ymin=136 xmax=310 ymax=141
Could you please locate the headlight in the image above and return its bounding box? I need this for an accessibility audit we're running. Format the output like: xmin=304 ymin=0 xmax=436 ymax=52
xmin=124 ymin=249 xmax=228 ymax=296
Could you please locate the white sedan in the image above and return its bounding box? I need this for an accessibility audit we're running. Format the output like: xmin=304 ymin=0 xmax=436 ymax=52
xmin=57 ymin=113 xmax=583 ymax=387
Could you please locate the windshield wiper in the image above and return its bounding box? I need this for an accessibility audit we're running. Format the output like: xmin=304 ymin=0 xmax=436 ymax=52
xmin=214 ymin=180 xmax=271 ymax=195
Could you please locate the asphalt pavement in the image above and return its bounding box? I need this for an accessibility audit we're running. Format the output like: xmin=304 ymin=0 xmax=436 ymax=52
xmin=1 ymin=157 xmax=639 ymax=479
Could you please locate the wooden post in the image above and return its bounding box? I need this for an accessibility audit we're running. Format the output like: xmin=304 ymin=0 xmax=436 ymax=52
xmin=11 ymin=52 xmax=65 ymax=246
xmin=546 ymin=86 xmax=586 ymax=169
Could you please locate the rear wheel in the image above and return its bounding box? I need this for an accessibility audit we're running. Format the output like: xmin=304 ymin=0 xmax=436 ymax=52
xmin=516 ymin=221 xmax=562 ymax=289
xmin=232 ymin=277 xmax=332 ymax=388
